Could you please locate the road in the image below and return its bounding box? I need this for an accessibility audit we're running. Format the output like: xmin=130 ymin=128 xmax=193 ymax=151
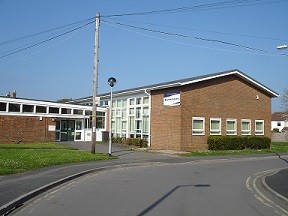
xmin=12 ymin=156 xmax=288 ymax=216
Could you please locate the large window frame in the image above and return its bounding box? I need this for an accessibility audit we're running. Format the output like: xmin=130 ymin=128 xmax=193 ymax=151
xmin=241 ymin=119 xmax=251 ymax=135
xmin=255 ymin=120 xmax=264 ymax=135
xmin=226 ymin=119 xmax=237 ymax=135
xmin=210 ymin=118 xmax=221 ymax=135
xmin=192 ymin=117 xmax=205 ymax=135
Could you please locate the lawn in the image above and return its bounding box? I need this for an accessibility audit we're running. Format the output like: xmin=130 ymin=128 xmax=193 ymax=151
xmin=0 ymin=143 xmax=115 ymax=175
xmin=182 ymin=142 xmax=288 ymax=157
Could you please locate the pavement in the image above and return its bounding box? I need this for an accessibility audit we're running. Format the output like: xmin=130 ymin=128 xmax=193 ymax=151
xmin=0 ymin=142 xmax=288 ymax=215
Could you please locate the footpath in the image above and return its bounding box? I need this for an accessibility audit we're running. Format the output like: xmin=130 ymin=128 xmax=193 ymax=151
xmin=0 ymin=142 xmax=287 ymax=215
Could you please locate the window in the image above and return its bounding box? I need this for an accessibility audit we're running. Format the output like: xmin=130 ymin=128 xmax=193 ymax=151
xmin=0 ymin=102 xmax=7 ymax=111
xmin=36 ymin=106 xmax=47 ymax=113
xmin=49 ymin=107 xmax=59 ymax=114
xmin=22 ymin=104 xmax=34 ymax=113
xmin=192 ymin=117 xmax=205 ymax=135
xmin=255 ymin=120 xmax=264 ymax=135
xmin=61 ymin=108 xmax=72 ymax=114
xmin=129 ymin=98 xmax=135 ymax=106
xmin=226 ymin=119 xmax=237 ymax=135
xmin=96 ymin=112 xmax=105 ymax=129
xmin=136 ymin=107 xmax=141 ymax=119
xmin=85 ymin=110 xmax=92 ymax=116
xmin=73 ymin=109 xmax=83 ymax=115
xmin=241 ymin=119 xmax=251 ymax=135
xmin=143 ymin=97 xmax=149 ymax=104
xmin=210 ymin=118 xmax=221 ymax=135
xmin=136 ymin=98 xmax=142 ymax=105
xmin=9 ymin=103 xmax=21 ymax=112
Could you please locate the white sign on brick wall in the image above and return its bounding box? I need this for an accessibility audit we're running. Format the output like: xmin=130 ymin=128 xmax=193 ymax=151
xmin=163 ymin=92 xmax=180 ymax=106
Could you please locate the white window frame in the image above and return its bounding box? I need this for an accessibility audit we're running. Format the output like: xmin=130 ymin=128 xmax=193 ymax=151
xmin=241 ymin=119 xmax=251 ymax=135
xmin=226 ymin=119 xmax=237 ymax=135
xmin=255 ymin=120 xmax=264 ymax=135
xmin=210 ymin=118 xmax=221 ymax=135
xmin=192 ymin=117 xmax=205 ymax=135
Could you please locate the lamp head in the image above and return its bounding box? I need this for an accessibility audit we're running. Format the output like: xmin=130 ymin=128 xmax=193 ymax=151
xmin=108 ymin=77 xmax=116 ymax=87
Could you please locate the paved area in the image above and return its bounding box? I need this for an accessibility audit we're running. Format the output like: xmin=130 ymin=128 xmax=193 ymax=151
xmin=0 ymin=142 xmax=287 ymax=215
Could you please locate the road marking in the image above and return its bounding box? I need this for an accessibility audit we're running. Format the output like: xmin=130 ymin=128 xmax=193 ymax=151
xmin=246 ymin=169 xmax=288 ymax=216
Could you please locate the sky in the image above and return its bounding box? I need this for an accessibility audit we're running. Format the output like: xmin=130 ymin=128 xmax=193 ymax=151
xmin=0 ymin=0 xmax=287 ymax=112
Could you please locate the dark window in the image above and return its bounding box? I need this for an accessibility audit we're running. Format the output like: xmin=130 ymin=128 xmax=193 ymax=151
xmin=74 ymin=109 xmax=83 ymax=115
xmin=23 ymin=104 xmax=34 ymax=113
xmin=9 ymin=103 xmax=20 ymax=112
xmin=85 ymin=110 xmax=92 ymax=116
xmin=0 ymin=102 xmax=6 ymax=111
xmin=36 ymin=106 xmax=47 ymax=113
xmin=61 ymin=108 xmax=72 ymax=114
xmin=49 ymin=107 xmax=59 ymax=114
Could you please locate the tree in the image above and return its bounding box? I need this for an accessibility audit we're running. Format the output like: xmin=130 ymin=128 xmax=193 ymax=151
xmin=56 ymin=98 xmax=72 ymax=103
xmin=282 ymin=89 xmax=288 ymax=113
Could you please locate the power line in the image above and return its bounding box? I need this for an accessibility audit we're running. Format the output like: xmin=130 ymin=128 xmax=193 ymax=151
xmin=107 ymin=18 xmax=286 ymax=42
xmin=102 ymin=0 xmax=286 ymax=17
xmin=0 ymin=20 xmax=95 ymax=59
xmin=102 ymin=20 xmax=274 ymax=54
xmin=0 ymin=16 xmax=95 ymax=47
xmin=103 ymin=20 xmax=286 ymax=57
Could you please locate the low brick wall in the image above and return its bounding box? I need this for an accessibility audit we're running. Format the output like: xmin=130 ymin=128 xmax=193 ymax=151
xmin=0 ymin=116 xmax=55 ymax=144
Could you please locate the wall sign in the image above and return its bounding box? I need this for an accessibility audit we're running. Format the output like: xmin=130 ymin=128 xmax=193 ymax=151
xmin=48 ymin=125 xmax=56 ymax=131
xmin=163 ymin=92 xmax=180 ymax=106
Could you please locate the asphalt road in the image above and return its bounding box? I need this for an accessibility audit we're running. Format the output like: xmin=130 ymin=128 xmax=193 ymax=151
xmin=12 ymin=156 xmax=288 ymax=216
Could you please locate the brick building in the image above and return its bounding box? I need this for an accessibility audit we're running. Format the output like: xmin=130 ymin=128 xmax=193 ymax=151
xmin=73 ymin=69 xmax=278 ymax=151
xmin=0 ymin=97 xmax=108 ymax=143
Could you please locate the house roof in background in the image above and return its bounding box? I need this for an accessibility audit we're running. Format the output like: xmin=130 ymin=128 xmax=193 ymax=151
xmin=272 ymin=112 xmax=287 ymax=121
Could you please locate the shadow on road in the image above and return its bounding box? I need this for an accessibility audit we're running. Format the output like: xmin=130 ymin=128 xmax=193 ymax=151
xmin=137 ymin=184 xmax=211 ymax=216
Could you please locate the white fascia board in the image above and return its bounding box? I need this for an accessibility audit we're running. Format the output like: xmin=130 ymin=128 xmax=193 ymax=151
xmin=180 ymin=70 xmax=279 ymax=98
xmin=0 ymin=97 xmax=93 ymax=109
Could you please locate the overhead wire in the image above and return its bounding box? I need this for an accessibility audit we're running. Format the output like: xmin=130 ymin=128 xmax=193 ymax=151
xmin=0 ymin=19 xmax=95 ymax=59
xmin=102 ymin=0 xmax=286 ymax=17
xmin=0 ymin=16 xmax=95 ymax=47
xmin=103 ymin=20 xmax=286 ymax=57
xmin=102 ymin=19 xmax=282 ymax=55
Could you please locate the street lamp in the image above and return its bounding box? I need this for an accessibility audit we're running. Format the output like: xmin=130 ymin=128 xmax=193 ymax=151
xmin=108 ymin=77 xmax=116 ymax=156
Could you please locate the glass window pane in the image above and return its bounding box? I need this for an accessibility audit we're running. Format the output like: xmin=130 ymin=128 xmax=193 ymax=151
xmin=143 ymin=97 xmax=149 ymax=104
xmin=193 ymin=120 xmax=203 ymax=129
xmin=129 ymin=116 xmax=135 ymax=132
xmin=227 ymin=121 xmax=235 ymax=130
xmin=0 ymin=102 xmax=6 ymax=111
xmin=136 ymin=98 xmax=142 ymax=105
xmin=9 ymin=103 xmax=20 ymax=112
xmin=211 ymin=120 xmax=220 ymax=130
xmin=143 ymin=107 xmax=149 ymax=116
xmin=129 ymin=108 xmax=134 ymax=115
xmin=123 ymin=100 xmax=127 ymax=108
xmin=36 ymin=106 xmax=47 ymax=113
xmin=242 ymin=122 xmax=250 ymax=130
xmin=23 ymin=104 xmax=34 ymax=113
xmin=129 ymin=98 xmax=135 ymax=106
xmin=49 ymin=107 xmax=59 ymax=114
xmin=256 ymin=122 xmax=263 ymax=130
xmin=122 ymin=109 xmax=127 ymax=119
xmin=136 ymin=107 xmax=141 ymax=118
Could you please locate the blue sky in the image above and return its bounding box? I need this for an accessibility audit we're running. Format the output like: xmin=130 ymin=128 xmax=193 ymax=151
xmin=0 ymin=0 xmax=287 ymax=112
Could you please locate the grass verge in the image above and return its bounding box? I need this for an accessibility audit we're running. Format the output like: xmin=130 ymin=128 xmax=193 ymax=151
xmin=0 ymin=143 xmax=115 ymax=175
xmin=182 ymin=142 xmax=288 ymax=157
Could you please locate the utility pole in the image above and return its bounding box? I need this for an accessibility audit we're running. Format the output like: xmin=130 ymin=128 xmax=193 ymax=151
xmin=91 ymin=13 xmax=100 ymax=154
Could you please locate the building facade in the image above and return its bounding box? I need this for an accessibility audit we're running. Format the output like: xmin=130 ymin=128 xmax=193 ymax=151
xmin=0 ymin=97 xmax=108 ymax=143
xmin=73 ymin=69 xmax=278 ymax=151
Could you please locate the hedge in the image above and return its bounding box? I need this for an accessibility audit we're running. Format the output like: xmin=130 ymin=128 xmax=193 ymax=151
xmin=112 ymin=137 xmax=148 ymax=148
xmin=207 ymin=136 xmax=271 ymax=151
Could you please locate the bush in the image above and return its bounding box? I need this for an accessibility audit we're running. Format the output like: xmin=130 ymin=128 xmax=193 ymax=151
xmin=111 ymin=137 xmax=148 ymax=148
xmin=208 ymin=136 xmax=271 ymax=150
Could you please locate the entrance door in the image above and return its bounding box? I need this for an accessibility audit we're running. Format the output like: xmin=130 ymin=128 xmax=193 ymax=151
xmin=60 ymin=120 xmax=75 ymax=141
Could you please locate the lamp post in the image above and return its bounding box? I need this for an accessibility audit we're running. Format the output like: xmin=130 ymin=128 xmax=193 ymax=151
xmin=108 ymin=77 xmax=116 ymax=156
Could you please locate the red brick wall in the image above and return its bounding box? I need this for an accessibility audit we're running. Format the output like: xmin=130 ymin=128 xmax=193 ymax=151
xmin=151 ymin=75 xmax=272 ymax=151
xmin=0 ymin=116 xmax=55 ymax=144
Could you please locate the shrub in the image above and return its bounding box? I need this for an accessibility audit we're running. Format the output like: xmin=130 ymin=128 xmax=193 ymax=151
xmin=208 ymin=136 xmax=271 ymax=150
xmin=111 ymin=137 xmax=148 ymax=148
